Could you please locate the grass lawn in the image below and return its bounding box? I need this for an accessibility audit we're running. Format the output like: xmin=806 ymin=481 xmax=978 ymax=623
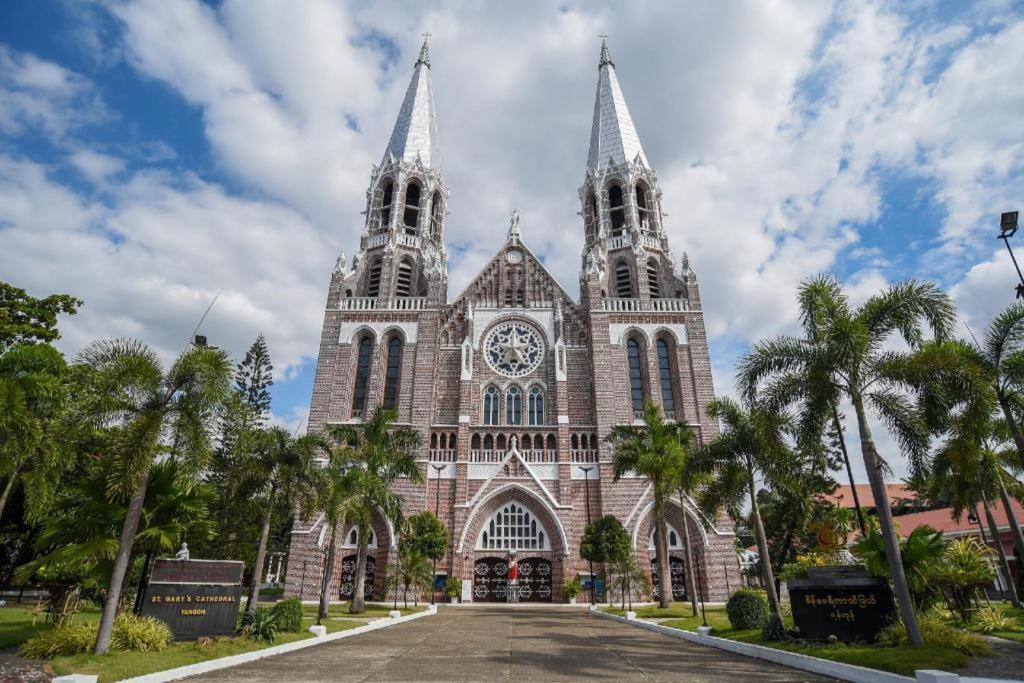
xmin=601 ymin=605 xmax=723 ymax=620
xmin=0 ymin=603 xmax=101 ymax=650
xmin=48 ymin=621 xmax=366 ymax=683
xmin=299 ymin=602 xmax=426 ymax=618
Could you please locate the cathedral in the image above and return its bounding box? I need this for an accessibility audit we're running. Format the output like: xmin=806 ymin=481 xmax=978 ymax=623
xmin=284 ymin=38 xmax=740 ymax=604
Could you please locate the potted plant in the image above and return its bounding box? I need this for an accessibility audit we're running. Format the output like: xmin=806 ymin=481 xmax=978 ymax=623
xmin=444 ymin=577 xmax=462 ymax=604
xmin=564 ymin=577 xmax=582 ymax=605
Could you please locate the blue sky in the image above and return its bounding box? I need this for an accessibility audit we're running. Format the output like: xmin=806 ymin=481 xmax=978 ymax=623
xmin=1 ymin=0 xmax=1022 ymax=480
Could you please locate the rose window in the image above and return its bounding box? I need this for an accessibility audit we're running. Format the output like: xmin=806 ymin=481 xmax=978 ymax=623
xmin=484 ymin=321 xmax=544 ymax=378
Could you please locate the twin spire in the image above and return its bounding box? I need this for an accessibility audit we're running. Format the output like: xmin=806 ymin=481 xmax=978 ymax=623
xmin=382 ymin=35 xmax=648 ymax=174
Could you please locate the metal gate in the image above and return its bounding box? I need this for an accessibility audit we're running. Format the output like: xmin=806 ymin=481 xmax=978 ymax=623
xmin=339 ymin=554 xmax=375 ymax=600
xmin=473 ymin=557 xmax=553 ymax=602
xmin=651 ymin=556 xmax=687 ymax=601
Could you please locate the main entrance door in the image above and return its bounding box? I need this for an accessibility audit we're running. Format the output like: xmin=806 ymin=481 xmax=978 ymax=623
xmin=339 ymin=554 xmax=375 ymax=600
xmin=651 ymin=556 xmax=687 ymax=601
xmin=473 ymin=557 xmax=553 ymax=602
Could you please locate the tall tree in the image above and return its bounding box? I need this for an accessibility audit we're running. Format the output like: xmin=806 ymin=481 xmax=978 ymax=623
xmin=237 ymin=426 xmax=325 ymax=616
xmin=0 ymin=344 xmax=69 ymax=522
xmin=694 ymin=396 xmax=791 ymax=618
xmin=316 ymin=447 xmax=357 ymax=621
xmin=607 ymin=400 xmax=687 ymax=608
xmin=0 ymin=282 xmax=81 ymax=354
xmin=740 ymin=276 xmax=957 ymax=646
xmin=974 ymin=302 xmax=1024 ymax=470
xmin=328 ymin=407 xmax=422 ymax=614
xmin=234 ymin=335 xmax=273 ymax=427
xmin=77 ymin=339 xmax=231 ymax=654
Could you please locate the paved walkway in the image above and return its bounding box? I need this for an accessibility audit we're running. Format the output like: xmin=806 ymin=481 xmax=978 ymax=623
xmin=190 ymin=606 xmax=833 ymax=681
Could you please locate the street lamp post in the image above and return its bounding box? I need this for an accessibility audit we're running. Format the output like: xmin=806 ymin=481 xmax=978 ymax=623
xmin=997 ymin=211 xmax=1024 ymax=299
xmin=579 ymin=465 xmax=595 ymax=604
xmin=431 ymin=463 xmax=446 ymax=605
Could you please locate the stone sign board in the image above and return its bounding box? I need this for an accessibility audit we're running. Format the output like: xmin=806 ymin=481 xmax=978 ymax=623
xmin=788 ymin=576 xmax=896 ymax=643
xmin=141 ymin=559 xmax=244 ymax=641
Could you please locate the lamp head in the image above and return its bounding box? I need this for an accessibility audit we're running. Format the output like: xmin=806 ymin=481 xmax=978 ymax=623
xmin=1000 ymin=211 xmax=1019 ymax=238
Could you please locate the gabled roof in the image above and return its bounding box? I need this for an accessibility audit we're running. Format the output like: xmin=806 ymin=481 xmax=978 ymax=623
xmin=383 ymin=38 xmax=440 ymax=168
xmin=587 ymin=37 xmax=648 ymax=171
xmin=821 ymin=484 xmax=915 ymax=510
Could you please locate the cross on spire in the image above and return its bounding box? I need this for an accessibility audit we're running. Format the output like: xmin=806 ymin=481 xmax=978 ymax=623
xmin=598 ymin=33 xmax=614 ymax=68
xmin=416 ymin=32 xmax=431 ymax=68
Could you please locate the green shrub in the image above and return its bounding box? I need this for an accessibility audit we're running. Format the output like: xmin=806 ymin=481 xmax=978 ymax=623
xmin=111 ymin=613 xmax=172 ymax=652
xmin=780 ymin=553 xmax=846 ymax=580
xmin=877 ymin=614 xmax=990 ymax=655
xmin=271 ymin=597 xmax=304 ymax=632
xmin=445 ymin=577 xmax=462 ymax=600
xmin=725 ymin=588 xmax=769 ymax=630
xmin=20 ymin=623 xmax=96 ymax=659
xmin=972 ymin=605 xmax=1018 ymax=634
xmin=761 ymin=613 xmax=786 ymax=641
xmin=563 ymin=577 xmax=582 ymax=601
xmin=243 ymin=607 xmax=279 ymax=642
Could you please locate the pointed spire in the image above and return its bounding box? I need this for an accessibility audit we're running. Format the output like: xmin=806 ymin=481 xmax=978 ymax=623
xmin=587 ymin=37 xmax=648 ymax=171
xmin=383 ymin=35 xmax=440 ymax=168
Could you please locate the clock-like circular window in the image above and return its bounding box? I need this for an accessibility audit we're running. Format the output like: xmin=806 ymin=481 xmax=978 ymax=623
xmin=484 ymin=321 xmax=545 ymax=378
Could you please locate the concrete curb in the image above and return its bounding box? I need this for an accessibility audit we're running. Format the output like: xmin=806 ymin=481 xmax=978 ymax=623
xmin=116 ymin=605 xmax=436 ymax=683
xmin=591 ymin=609 xmax=913 ymax=683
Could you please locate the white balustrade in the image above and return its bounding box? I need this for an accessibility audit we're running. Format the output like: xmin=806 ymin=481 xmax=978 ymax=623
xmin=607 ymin=234 xmax=632 ymax=250
xmin=338 ymin=297 xmax=426 ymax=311
xmin=428 ymin=449 xmax=455 ymax=462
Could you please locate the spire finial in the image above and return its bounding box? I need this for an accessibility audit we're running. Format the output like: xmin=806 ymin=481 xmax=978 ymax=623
xmin=508 ymin=208 xmax=521 ymax=241
xmin=598 ymin=34 xmax=614 ymax=68
xmin=416 ymin=32 xmax=431 ymax=69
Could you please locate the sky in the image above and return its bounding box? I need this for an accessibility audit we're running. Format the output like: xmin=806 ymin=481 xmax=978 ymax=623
xmin=1 ymin=0 xmax=1022 ymax=484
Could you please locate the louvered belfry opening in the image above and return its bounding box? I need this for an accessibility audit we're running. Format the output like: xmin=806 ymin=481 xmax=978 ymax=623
xmin=367 ymin=258 xmax=383 ymax=297
xmin=615 ymin=261 xmax=632 ymax=298
xmin=608 ymin=184 xmax=625 ymax=235
xmin=647 ymin=259 xmax=660 ymax=298
xmin=395 ymin=260 xmax=413 ymax=297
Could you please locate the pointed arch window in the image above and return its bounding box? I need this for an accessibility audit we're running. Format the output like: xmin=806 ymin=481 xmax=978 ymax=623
xmin=382 ymin=337 xmax=403 ymax=409
xmin=352 ymin=335 xmax=374 ymax=417
xmin=647 ymin=259 xmax=660 ymax=298
xmin=528 ymin=387 xmax=544 ymax=425
xmin=506 ymin=385 xmax=522 ymax=425
xmin=649 ymin=524 xmax=682 ymax=550
xmin=395 ymin=260 xmax=413 ymax=297
xmin=367 ymin=258 xmax=383 ymax=298
xmin=430 ymin=191 xmax=443 ymax=238
xmin=379 ymin=180 xmax=394 ymax=230
xmin=615 ymin=262 xmax=633 ymax=298
xmin=585 ymin=190 xmax=598 ymax=238
xmin=483 ymin=387 xmax=499 ymax=425
xmin=656 ymin=338 xmax=675 ymax=418
xmin=345 ymin=527 xmax=376 ymax=548
xmin=627 ymin=337 xmax=646 ymax=414
xmin=477 ymin=503 xmax=550 ymax=550
xmin=403 ymin=182 xmax=421 ymax=233
xmin=608 ymin=184 xmax=625 ymax=235
xmin=636 ymin=183 xmax=653 ymax=233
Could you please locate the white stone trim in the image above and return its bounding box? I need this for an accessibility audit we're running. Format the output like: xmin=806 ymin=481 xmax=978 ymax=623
xmin=456 ymin=482 xmax=571 ymax=557
xmin=118 ymin=607 xmax=437 ymax=683
xmin=590 ymin=610 xmax=916 ymax=683
xmin=472 ymin=310 xmax=553 ymax=349
xmin=557 ymin=415 xmax=569 ymax=424
xmin=629 ymin=497 xmax=712 ymax=548
xmin=608 ymin=323 xmax=687 ymax=346
xmin=339 ymin=322 xmax=418 ymax=345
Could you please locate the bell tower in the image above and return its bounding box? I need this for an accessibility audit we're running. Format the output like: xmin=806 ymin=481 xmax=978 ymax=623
xmin=334 ymin=37 xmax=448 ymax=306
xmin=579 ymin=38 xmax=681 ymax=310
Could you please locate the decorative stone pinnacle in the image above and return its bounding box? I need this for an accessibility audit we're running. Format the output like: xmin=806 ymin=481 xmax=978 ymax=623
xmin=599 ymin=34 xmax=614 ymax=68
xmin=416 ymin=33 xmax=431 ymax=69
xmin=508 ymin=208 xmax=521 ymax=241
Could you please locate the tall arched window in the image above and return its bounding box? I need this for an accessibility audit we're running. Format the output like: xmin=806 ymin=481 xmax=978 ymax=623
xmin=395 ymin=260 xmax=413 ymax=297
xmin=367 ymin=258 xmax=383 ymax=298
xmin=528 ymin=387 xmax=544 ymax=425
xmin=477 ymin=503 xmax=549 ymax=550
xmin=430 ymin=191 xmax=443 ymax=237
xmin=506 ymin=385 xmax=522 ymax=425
xmin=627 ymin=337 xmax=645 ymax=414
xmin=585 ymin=190 xmax=598 ymax=238
xmin=615 ymin=262 xmax=633 ymax=298
xmin=636 ymin=183 xmax=653 ymax=232
xmin=483 ymin=387 xmax=499 ymax=425
xmin=647 ymin=259 xmax=660 ymax=298
xmin=379 ymin=180 xmax=394 ymax=230
xmin=382 ymin=337 xmax=402 ymax=409
xmin=608 ymin=184 xmax=625 ymax=234
xmin=403 ymin=182 xmax=421 ymax=233
xmin=656 ymin=338 xmax=675 ymax=418
xmin=352 ymin=335 xmax=373 ymax=417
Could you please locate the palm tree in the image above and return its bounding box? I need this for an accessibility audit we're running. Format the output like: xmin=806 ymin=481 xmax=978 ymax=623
xmin=316 ymin=448 xmax=358 ymax=621
xmin=236 ymin=426 xmax=325 ymax=616
xmin=740 ymin=276 xmax=957 ymax=646
xmin=671 ymin=423 xmax=705 ymax=617
xmin=977 ymin=302 xmax=1024 ymax=470
xmin=851 ymin=525 xmax=945 ymax=609
xmin=693 ymin=396 xmax=791 ymax=618
xmin=608 ymin=400 xmax=687 ymax=608
xmin=394 ymin=542 xmax=433 ymax=608
xmin=0 ymin=343 xmax=69 ymax=522
xmin=77 ymin=339 xmax=230 ymax=654
xmin=328 ymin=407 xmax=422 ymax=614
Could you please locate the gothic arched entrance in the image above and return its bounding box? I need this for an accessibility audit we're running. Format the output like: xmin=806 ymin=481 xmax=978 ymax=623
xmin=339 ymin=554 xmax=375 ymax=600
xmin=473 ymin=557 xmax=553 ymax=603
